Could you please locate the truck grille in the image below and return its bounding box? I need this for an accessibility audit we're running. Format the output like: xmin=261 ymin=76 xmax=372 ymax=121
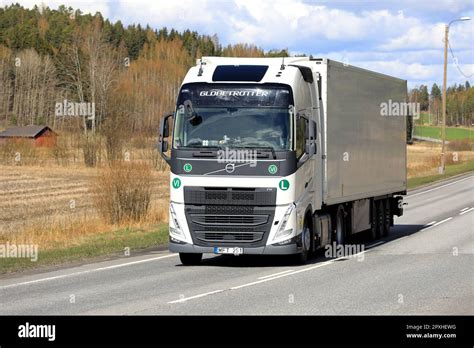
xmin=184 ymin=188 xmax=276 ymax=247
xmin=184 ymin=187 xmax=276 ymax=206
xmin=191 ymin=214 xmax=268 ymax=227
xmin=195 ymin=231 xmax=264 ymax=243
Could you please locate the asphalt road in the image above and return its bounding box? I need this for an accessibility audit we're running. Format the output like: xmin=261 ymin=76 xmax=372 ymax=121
xmin=0 ymin=174 xmax=472 ymax=315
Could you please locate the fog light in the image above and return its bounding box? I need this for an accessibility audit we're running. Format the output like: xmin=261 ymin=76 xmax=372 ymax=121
xmin=169 ymin=227 xmax=183 ymax=238
xmin=276 ymin=228 xmax=293 ymax=240
xmin=273 ymin=235 xmax=296 ymax=246
xmin=170 ymin=236 xmax=185 ymax=244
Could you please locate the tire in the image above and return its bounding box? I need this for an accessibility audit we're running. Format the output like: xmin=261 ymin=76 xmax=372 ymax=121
xmin=376 ymin=200 xmax=384 ymax=238
xmin=382 ymin=199 xmax=391 ymax=237
xmin=295 ymin=219 xmax=312 ymax=264
xmin=334 ymin=205 xmax=346 ymax=245
xmin=179 ymin=253 xmax=202 ymax=265
xmin=369 ymin=200 xmax=378 ymax=241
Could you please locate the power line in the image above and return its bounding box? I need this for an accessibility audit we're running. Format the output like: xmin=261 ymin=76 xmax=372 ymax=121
xmin=448 ymin=41 xmax=474 ymax=79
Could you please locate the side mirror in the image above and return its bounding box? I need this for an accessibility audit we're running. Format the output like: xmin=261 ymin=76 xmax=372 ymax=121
xmin=158 ymin=113 xmax=174 ymax=164
xmin=306 ymin=120 xmax=317 ymax=156
xmin=163 ymin=117 xmax=170 ymax=138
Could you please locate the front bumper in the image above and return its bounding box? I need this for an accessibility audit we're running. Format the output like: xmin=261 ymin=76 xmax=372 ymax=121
xmin=169 ymin=240 xmax=300 ymax=255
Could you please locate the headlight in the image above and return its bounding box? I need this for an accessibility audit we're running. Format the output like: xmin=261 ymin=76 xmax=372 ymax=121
xmin=273 ymin=203 xmax=295 ymax=241
xmin=169 ymin=203 xmax=185 ymax=239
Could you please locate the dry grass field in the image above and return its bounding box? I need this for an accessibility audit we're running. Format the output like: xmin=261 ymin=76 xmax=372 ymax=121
xmin=407 ymin=141 xmax=474 ymax=178
xmin=0 ymin=163 xmax=169 ymax=249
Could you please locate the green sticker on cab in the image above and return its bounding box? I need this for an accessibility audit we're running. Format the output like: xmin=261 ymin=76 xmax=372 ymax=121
xmin=172 ymin=178 xmax=181 ymax=189
xmin=279 ymin=179 xmax=289 ymax=191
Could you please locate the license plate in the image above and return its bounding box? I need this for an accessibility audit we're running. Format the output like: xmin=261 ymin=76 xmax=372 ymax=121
xmin=213 ymin=247 xmax=244 ymax=255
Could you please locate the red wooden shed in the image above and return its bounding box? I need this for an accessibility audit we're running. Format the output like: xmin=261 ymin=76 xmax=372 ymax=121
xmin=0 ymin=125 xmax=57 ymax=147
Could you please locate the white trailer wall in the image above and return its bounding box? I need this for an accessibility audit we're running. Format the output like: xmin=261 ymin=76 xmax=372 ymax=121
xmin=315 ymin=60 xmax=407 ymax=205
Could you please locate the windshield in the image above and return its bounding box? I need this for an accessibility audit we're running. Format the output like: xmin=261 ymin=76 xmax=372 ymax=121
xmin=173 ymin=84 xmax=293 ymax=150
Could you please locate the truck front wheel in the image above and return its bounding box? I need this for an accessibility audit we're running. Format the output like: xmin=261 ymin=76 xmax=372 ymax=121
xmin=294 ymin=219 xmax=312 ymax=265
xmin=179 ymin=253 xmax=202 ymax=265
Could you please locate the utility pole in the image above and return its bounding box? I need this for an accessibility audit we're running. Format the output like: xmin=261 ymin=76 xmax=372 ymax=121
xmin=428 ymin=96 xmax=431 ymax=125
xmin=440 ymin=24 xmax=448 ymax=174
xmin=440 ymin=16 xmax=471 ymax=174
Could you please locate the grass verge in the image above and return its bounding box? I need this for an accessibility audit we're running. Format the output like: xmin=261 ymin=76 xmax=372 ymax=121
xmin=408 ymin=160 xmax=474 ymax=189
xmin=414 ymin=125 xmax=473 ymax=141
xmin=0 ymin=224 xmax=168 ymax=275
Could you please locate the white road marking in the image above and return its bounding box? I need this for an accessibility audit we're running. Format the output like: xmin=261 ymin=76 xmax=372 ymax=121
xmin=409 ymin=176 xmax=473 ymax=198
xmin=170 ymin=245 xmax=378 ymax=302
xmin=232 ymin=242 xmax=387 ymax=291
xmin=383 ymin=235 xmax=410 ymax=245
xmin=460 ymin=207 xmax=470 ymax=212
xmin=0 ymin=253 xmax=178 ymax=290
xmin=368 ymin=217 xmax=453 ymax=247
xmin=230 ymin=261 xmax=335 ymax=290
xmin=258 ymin=269 xmax=294 ymax=279
xmin=366 ymin=241 xmax=385 ymax=248
xmin=373 ymin=213 xmax=456 ymax=251
xmin=432 ymin=217 xmax=453 ymax=226
xmin=346 ymin=241 xmax=384 ymax=257
xmin=422 ymin=217 xmax=453 ymax=231
xmin=169 ymin=239 xmax=387 ymax=301
xmin=168 ymin=289 xmax=224 ymax=304
xmin=460 ymin=208 xmax=474 ymax=215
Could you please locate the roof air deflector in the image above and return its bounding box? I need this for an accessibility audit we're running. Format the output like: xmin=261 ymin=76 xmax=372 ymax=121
xmin=212 ymin=65 xmax=269 ymax=82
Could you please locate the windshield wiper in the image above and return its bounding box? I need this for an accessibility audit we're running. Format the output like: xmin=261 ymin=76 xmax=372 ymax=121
xmin=178 ymin=144 xmax=225 ymax=158
xmin=236 ymin=146 xmax=277 ymax=160
xmin=178 ymin=145 xmax=221 ymax=150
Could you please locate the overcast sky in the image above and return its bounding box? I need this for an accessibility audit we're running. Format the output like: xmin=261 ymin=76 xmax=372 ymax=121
xmin=3 ymin=0 xmax=473 ymax=88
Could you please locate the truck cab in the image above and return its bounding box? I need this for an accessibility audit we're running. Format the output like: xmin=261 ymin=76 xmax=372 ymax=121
xmin=159 ymin=57 xmax=320 ymax=264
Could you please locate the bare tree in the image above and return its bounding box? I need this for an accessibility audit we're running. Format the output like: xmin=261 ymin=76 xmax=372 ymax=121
xmin=55 ymin=28 xmax=88 ymax=134
xmin=81 ymin=18 xmax=120 ymax=133
xmin=116 ymin=38 xmax=191 ymax=133
xmin=12 ymin=49 xmax=56 ymax=126
xmin=56 ymin=18 xmax=120 ymax=134
xmin=0 ymin=45 xmax=13 ymax=123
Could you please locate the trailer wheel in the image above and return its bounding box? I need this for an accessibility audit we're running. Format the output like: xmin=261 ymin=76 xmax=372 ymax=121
xmin=179 ymin=253 xmax=202 ymax=265
xmin=335 ymin=205 xmax=346 ymax=245
xmin=383 ymin=199 xmax=391 ymax=237
xmin=369 ymin=200 xmax=378 ymax=241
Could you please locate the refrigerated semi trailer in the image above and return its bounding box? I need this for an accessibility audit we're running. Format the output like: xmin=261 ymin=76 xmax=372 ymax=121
xmin=158 ymin=57 xmax=407 ymax=265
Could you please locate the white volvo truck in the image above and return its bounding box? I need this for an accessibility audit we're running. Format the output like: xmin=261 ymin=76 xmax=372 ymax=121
xmin=158 ymin=57 xmax=407 ymax=265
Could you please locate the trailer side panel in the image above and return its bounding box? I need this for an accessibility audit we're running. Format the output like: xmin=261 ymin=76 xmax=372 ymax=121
xmin=324 ymin=60 xmax=407 ymax=205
